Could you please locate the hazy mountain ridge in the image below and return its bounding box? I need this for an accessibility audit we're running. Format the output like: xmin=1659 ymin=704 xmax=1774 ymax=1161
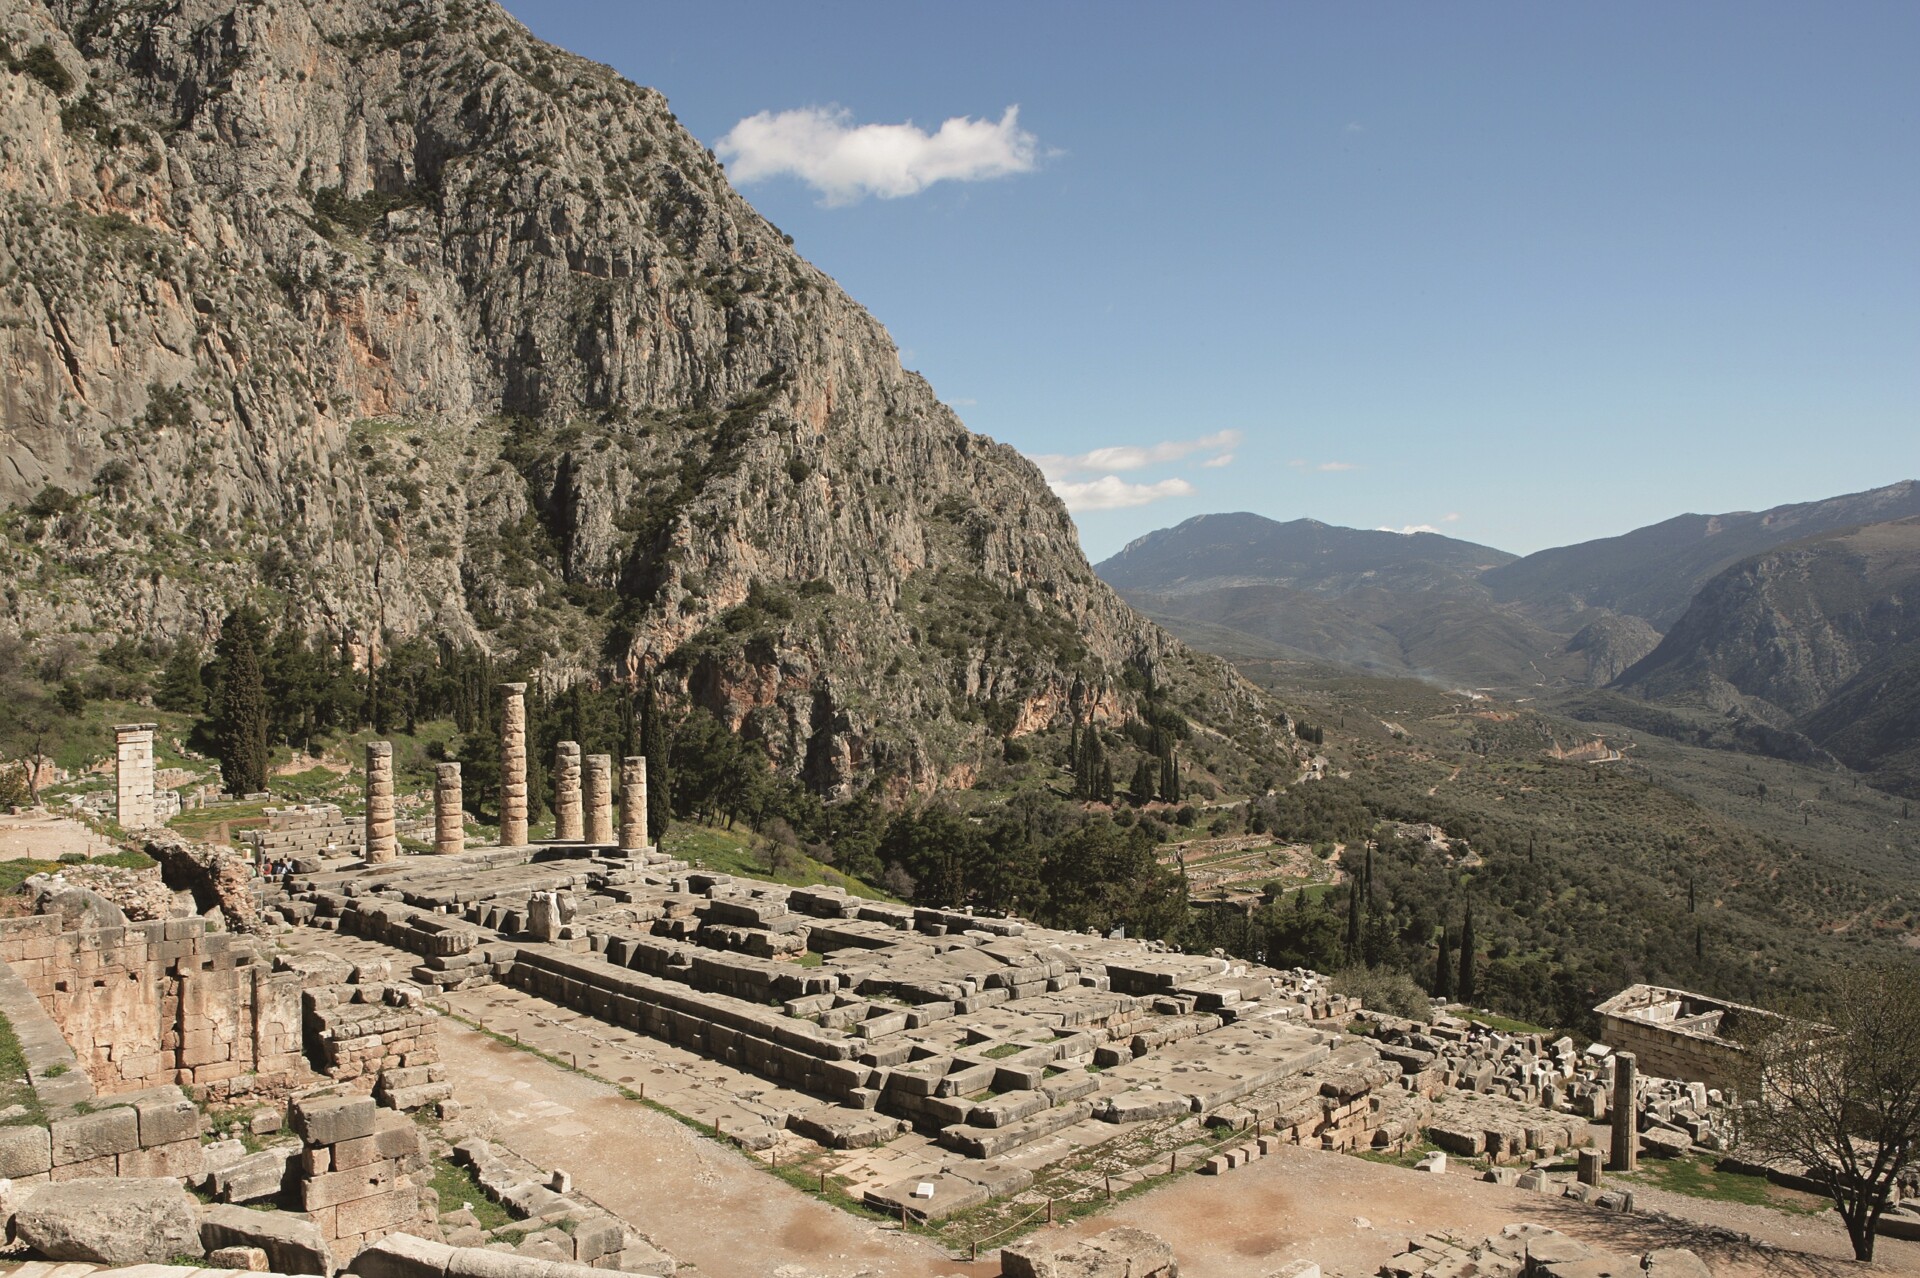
xmin=0 ymin=0 xmax=1295 ymax=792
xmin=1483 ymin=480 xmax=1920 ymax=629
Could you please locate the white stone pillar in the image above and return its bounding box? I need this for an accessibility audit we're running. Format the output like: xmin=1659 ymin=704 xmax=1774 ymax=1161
xmin=434 ymin=762 xmax=463 ymax=856
xmin=114 ymin=723 xmax=156 ymax=830
xmin=583 ymin=754 xmax=614 ymax=845
xmin=553 ymin=741 xmax=583 ymax=841
xmin=620 ymin=756 xmax=649 ymax=854
xmin=499 ymin=683 xmax=528 ymax=847
xmin=364 ymin=741 xmax=396 ymax=864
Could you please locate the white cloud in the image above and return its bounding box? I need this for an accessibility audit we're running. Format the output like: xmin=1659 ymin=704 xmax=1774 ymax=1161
xmin=716 ymin=105 xmax=1039 ymax=205
xmin=1031 ymin=430 xmax=1240 ymax=480
xmin=1378 ymin=524 xmax=1441 ymax=535
xmin=1052 ymin=476 xmax=1196 ymax=512
xmin=1200 ymin=452 xmax=1235 ymax=469
xmin=1443 ymin=512 xmax=1461 ymax=523
xmin=1318 ymin=461 xmax=1358 ymax=472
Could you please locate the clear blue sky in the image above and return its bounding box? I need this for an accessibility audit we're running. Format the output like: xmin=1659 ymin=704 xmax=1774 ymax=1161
xmin=501 ymin=2 xmax=1918 ymax=561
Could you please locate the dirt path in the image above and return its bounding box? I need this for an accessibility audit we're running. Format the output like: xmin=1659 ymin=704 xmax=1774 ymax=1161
xmin=436 ymin=1018 xmax=962 ymax=1278
xmin=0 ymin=810 xmax=117 ymax=861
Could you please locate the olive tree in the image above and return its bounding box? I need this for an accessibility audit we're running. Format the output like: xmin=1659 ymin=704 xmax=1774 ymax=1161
xmin=1736 ymin=964 xmax=1920 ymax=1262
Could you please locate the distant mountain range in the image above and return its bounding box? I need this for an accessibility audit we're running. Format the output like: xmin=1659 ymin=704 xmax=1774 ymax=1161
xmin=1098 ymin=482 xmax=1920 ymax=794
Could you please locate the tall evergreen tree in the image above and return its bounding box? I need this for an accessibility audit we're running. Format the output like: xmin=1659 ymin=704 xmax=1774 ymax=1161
xmin=1457 ymin=901 xmax=1477 ymax=1006
xmin=640 ymin=676 xmax=671 ymax=840
xmin=1128 ymin=758 xmax=1156 ymax=807
xmin=214 ymin=607 xmax=269 ymax=797
xmin=1344 ymin=884 xmax=1362 ymax=961
xmin=1434 ymin=925 xmax=1454 ymax=999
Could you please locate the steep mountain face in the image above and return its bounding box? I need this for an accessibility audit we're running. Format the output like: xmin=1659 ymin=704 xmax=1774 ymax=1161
xmin=1614 ymin=518 xmax=1920 ymax=794
xmin=0 ymin=0 xmax=1292 ymax=792
xmin=1483 ymin=481 xmax=1920 ymax=630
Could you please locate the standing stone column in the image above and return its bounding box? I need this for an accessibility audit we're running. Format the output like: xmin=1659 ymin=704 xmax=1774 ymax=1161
xmin=113 ymin=724 xmax=156 ymax=830
xmin=620 ymin=757 xmax=649 ymax=854
xmin=1610 ymin=1050 xmax=1639 ymax=1171
xmin=434 ymin=763 xmax=464 ymax=856
xmin=364 ymin=741 xmax=397 ymax=864
xmin=583 ymin=754 xmax=614 ymax=845
xmin=499 ymin=683 xmax=528 ymax=847
xmin=553 ymin=742 xmax=583 ymax=841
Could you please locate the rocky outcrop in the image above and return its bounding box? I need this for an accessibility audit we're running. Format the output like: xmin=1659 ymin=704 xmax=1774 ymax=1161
xmin=0 ymin=0 xmax=1293 ymax=793
xmin=146 ymin=830 xmax=259 ymax=932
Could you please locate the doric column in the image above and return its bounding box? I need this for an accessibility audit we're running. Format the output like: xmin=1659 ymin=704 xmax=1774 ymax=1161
xmin=553 ymin=741 xmax=583 ymax=841
xmin=113 ymin=724 xmax=156 ymax=830
xmin=434 ymin=763 xmax=464 ymax=856
xmin=583 ymin=754 xmax=614 ymax=845
xmin=364 ymin=741 xmax=396 ymax=864
xmin=1610 ymin=1051 xmax=1639 ymax=1171
xmin=499 ymin=683 xmax=528 ymax=847
xmin=620 ymin=756 xmax=649 ymax=854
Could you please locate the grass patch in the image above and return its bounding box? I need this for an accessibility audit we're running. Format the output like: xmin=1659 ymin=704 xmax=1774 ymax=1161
xmin=791 ymin=951 xmax=824 ymax=968
xmin=1455 ymin=1009 xmax=1555 ymax=1037
xmin=662 ymin=824 xmax=897 ymax=901
xmin=980 ymin=1042 xmax=1025 ymax=1060
xmin=168 ymin=798 xmax=274 ymax=844
xmin=430 ymin=1156 xmax=516 ymax=1230
xmin=0 ymin=1008 xmax=46 ymax=1125
xmin=0 ymin=847 xmax=156 ymax=898
xmin=1623 ymin=1156 xmax=1829 ymax=1214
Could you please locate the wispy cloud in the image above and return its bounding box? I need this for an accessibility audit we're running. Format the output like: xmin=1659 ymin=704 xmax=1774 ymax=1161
xmin=1031 ymin=430 xmax=1240 ymax=479
xmin=1443 ymin=512 xmax=1461 ymax=523
xmin=1317 ymin=461 xmax=1358 ymax=472
xmin=1379 ymin=524 xmax=1441 ymax=535
xmin=1200 ymin=452 xmax=1235 ymax=469
xmin=716 ymin=105 xmax=1039 ymax=205
xmin=1052 ymin=476 xmax=1196 ymax=512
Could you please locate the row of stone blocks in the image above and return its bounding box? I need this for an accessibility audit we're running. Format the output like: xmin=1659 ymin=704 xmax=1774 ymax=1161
xmin=0 ymin=1084 xmax=204 ymax=1182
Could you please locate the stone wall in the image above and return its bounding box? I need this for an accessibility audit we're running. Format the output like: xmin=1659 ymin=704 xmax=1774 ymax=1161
xmin=0 ymin=913 xmax=304 ymax=1098
xmin=1594 ymin=985 xmax=1775 ymax=1090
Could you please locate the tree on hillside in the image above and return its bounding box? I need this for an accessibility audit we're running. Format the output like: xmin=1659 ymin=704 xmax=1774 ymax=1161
xmin=1433 ymin=925 xmax=1454 ymax=1000
xmin=1736 ymin=964 xmax=1920 ymax=1262
xmin=639 ymin=676 xmax=670 ymax=840
xmin=0 ymin=637 xmax=57 ymax=805
xmin=1128 ymin=758 xmax=1157 ymax=808
xmin=1457 ymin=901 xmax=1477 ymax=1006
xmin=213 ymin=607 xmax=269 ymax=797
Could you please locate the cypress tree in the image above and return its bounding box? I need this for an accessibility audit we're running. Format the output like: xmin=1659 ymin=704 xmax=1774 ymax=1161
xmin=1129 ymin=758 xmax=1156 ymax=807
xmin=640 ymin=677 xmax=671 ymax=839
xmin=1434 ymin=925 xmax=1454 ymax=999
xmin=1344 ymin=885 xmax=1361 ymax=961
xmin=214 ymin=607 xmax=269 ymax=797
xmin=1694 ymin=924 xmax=1704 ymax=960
xmin=1457 ymin=901 xmax=1477 ymax=1006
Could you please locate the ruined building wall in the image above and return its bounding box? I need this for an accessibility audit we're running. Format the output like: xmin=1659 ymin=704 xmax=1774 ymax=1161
xmin=0 ymin=914 xmax=304 ymax=1098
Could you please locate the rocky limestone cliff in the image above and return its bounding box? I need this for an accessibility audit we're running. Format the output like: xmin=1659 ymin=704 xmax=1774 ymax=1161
xmin=1614 ymin=518 xmax=1920 ymax=791
xmin=0 ymin=0 xmax=1294 ymax=793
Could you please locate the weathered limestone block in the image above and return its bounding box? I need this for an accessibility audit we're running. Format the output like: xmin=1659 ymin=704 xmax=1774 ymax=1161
xmin=0 ymin=1124 xmax=52 ymax=1177
xmin=201 ymin=1201 xmax=333 ymax=1275
xmin=499 ymin=684 xmax=529 ymax=848
xmin=364 ymin=742 xmax=397 ymax=865
xmin=583 ymin=754 xmax=614 ymax=844
xmin=12 ymin=1176 xmax=201 ymax=1265
xmin=214 ymin=1146 xmax=295 ymax=1203
xmin=50 ymin=1106 xmax=139 ymax=1165
xmin=553 ymin=742 xmax=583 ymax=841
xmin=291 ymin=1093 xmax=380 ymax=1146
